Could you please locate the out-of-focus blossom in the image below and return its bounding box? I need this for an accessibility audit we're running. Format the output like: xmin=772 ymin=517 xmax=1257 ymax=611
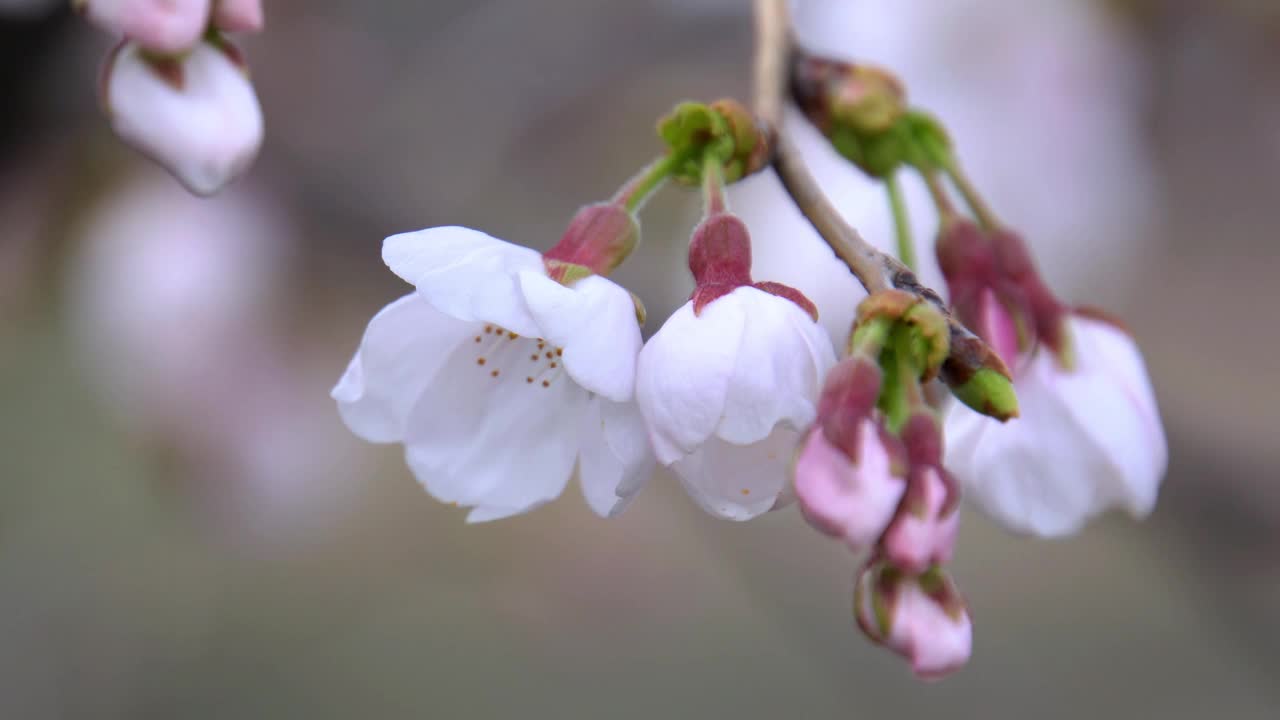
xmin=946 ymin=312 xmax=1166 ymax=537
xmin=334 ymin=226 xmax=651 ymax=522
xmin=76 ymin=0 xmax=211 ymax=53
xmin=102 ymin=37 xmax=263 ymax=196
xmin=855 ymin=562 xmax=972 ymax=681
xmin=65 ymin=168 xmax=364 ymax=540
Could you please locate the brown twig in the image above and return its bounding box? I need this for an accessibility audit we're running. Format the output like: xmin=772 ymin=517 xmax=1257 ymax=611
xmin=752 ymin=0 xmax=1010 ymax=382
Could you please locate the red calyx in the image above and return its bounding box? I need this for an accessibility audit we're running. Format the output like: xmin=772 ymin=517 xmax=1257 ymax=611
xmin=688 ymin=212 xmax=820 ymax=321
xmin=542 ymin=202 xmax=638 ymax=282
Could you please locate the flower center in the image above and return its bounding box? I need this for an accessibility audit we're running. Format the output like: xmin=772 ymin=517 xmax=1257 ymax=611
xmin=472 ymin=324 xmax=565 ymax=389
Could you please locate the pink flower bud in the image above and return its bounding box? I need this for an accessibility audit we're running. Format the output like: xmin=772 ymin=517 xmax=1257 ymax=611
xmin=794 ymin=422 xmax=905 ymax=551
xmin=103 ymin=38 xmax=263 ymax=196
xmin=76 ymin=0 xmax=211 ymax=54
xmin=855 ymin=563 xmax=972 ymax=681
xmin=882 ymin=467 xmax=960 ymax=573
xmin=212 ymin=0 xmax=263 ymax=32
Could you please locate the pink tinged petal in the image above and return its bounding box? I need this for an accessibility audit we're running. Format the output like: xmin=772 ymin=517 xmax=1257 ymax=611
xmin=855 ymin=566 xmax=972 ymax=682
xmin=104 ymin=39 xmax=263 ymax=196
xmin=672 ymin=426 xmax=798 ymax=521
xmin=794 ymin=423 xmax=904 ymax=551
xmin=882 ymin=467 xmax=960 ymax=574
xmin=381 ymin=227 xmax=543 ymax=337
xmin=401 ymin=334 xmax=588 ymax=520
xmin=82 ymin=0 xmax=211 ymax=53
xmin=978 ymin=287 xmax=1020 ymax=367
xmin=636 ymin=298 xmax=746 ymax=465
xmin=516 ymin=271 xmax=642 ymax=402
xmin=212 ymin=0 xmax=262 ymax=32
xmin=577 ymin=399 xmax=655 ymax=518
xmin=717 ymin=286 xmax=836 ymax=446
xmin=945 ymin=317 xmax=1166 ymax=537
xmin=331 ymin=294 xmax=473 ymax=443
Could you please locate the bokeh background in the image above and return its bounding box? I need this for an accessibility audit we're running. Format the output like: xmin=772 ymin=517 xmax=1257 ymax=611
xmin=2 ymin=1 xmax=1278 ymax=718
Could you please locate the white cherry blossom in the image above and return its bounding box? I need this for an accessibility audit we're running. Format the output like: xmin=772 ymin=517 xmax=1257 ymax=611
xmin=636 ymin=285 xmax=835 ymax=520
xmin=945 ymin=314 xmax=1167 ymax=537
xmin=334 ymin=226 xmax=651 ymax=522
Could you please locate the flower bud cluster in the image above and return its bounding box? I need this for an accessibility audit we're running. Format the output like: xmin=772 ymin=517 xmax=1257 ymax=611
xmin=77 ymin=0 xmax=266 ymax=195
xmin=792 ymin=291 xmax=972 ymax=680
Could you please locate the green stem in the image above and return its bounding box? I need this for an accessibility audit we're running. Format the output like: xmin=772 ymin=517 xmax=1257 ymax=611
xmin=615 ymin=152 xmax=685 ymax=214
xmin=885 ymin=173 xmax=916 ymax=271
xmin=919 ymin=168 xmax=957 ymax=221
xmin=849 ymin=315 xmax=892 ymax=358
xmin=943 ymin=160 xmax=1000 ymax=231
xmin=701 ymin=152 xmax=728 ymax=217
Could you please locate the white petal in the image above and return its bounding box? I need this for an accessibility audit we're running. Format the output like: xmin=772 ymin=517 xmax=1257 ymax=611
xmin=106 ymin=40 xmax=263 ymax=196
xmin=1065 ymin=316 xmax=1168 ymax=515
xmin=718 ymin=287 xmax=835 ymax=445
xmin=672 ymin=427 xmax=798 ymax=521
xmin=401 ymin=335 xmax=587 ymax=519
xmin=331 ymin=294 xmax=472 ymax=443
xmin=578 ymin=399 xmax=655 ymax=517
xmin=381 ymin=226 xmax=543 ymax=336
xmin=946 ymin=319 xmax=1167 ymax=536
xmin=635 ymin=298 xmax=746 ymax=464
xmin=516 ymin=271 xmax=642 ymax=402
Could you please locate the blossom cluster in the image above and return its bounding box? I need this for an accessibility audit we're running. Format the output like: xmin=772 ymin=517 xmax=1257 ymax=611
xmin=77 ymin=0 xmax=265 ymax=195
xmin=333 ymin=80 xmax=1167 ymax=679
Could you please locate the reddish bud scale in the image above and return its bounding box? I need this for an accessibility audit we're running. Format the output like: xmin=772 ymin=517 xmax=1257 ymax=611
xmin=897 ymin=412 xmax=961 ymax=517
xmin=542 ymin=203 xmax=639 ymax=283
xmin=688 ymin=213 xmax=819 ymax=321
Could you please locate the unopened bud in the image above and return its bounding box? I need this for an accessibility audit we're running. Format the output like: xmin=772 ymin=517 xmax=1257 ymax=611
xmin=542 ymin=203 xmax=640 ymax=284
xmin=943 ymin=331 xmax=1019 ymax=422
xmin=855 ymin=563 xmax=972 ymax=681
xmin=657 ymin=99 xmax=769 ymax=184
xmin=792 ymin=56 xmax=906 ymax=135
xmin=77 ymin=0 xmax=210 ymax=54
xmin=794 ymin=421 xmax=906 ymax=552
xmin=103 ymin=37 xmax=263 ymax=196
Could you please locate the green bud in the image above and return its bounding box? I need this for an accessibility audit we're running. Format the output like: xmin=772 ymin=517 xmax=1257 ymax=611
xmin=656 ymin=99 xmax=768 ymax=185
xmin=948 ymin=367 xmax=1019 ymax=422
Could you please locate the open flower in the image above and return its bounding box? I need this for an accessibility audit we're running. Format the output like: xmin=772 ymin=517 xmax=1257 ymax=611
xmin=938 ymin=221 xmax=1167 ymax=537
xmin=76 ymin=0 xmax=211 ymax=53
xmin=636 ymin=214 xmax=835 ymax=520
xmin=102 ymin=36 xmax=263 ymax=196
xmin=333 ymin=225 xmax=651 ymax=522
xmin=946 ymin=311 xmax=1166 ymax=537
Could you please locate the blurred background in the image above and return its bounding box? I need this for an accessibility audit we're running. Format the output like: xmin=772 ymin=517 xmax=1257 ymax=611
xmin=1 ymin=0 xmax=1278 ymax=717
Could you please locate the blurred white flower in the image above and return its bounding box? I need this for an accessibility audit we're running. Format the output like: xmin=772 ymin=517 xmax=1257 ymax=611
xmin=334 ymin=227 xmax=651 ymax=522
xmin=103 ymin=37 xmax=263 ymax=196
xmin=946 ymin=314 xmax=1167 ymax=537
xmin=65 ymin=168 xmax=362 ymax=541
xmin=76 ymin=0 xmax=211 ymax=53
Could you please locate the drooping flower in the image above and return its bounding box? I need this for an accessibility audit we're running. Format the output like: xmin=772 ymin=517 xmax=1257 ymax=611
xmin=333 ymin=213 xmax=653 ymax=522
xmin=855 ymin=561 xmax=972 ymax=681
xmin=636 ymin=213 xmax=836 ymax=521
xmin=102 ymin=36 xmax=263 ymax=196
xmin=792 ymin=355 xmax=907 ymax=551
xmin=938 ymin=220 xmax=1167 ymax=537
xmin=76 ymin=0 xmax=211 ymax=53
